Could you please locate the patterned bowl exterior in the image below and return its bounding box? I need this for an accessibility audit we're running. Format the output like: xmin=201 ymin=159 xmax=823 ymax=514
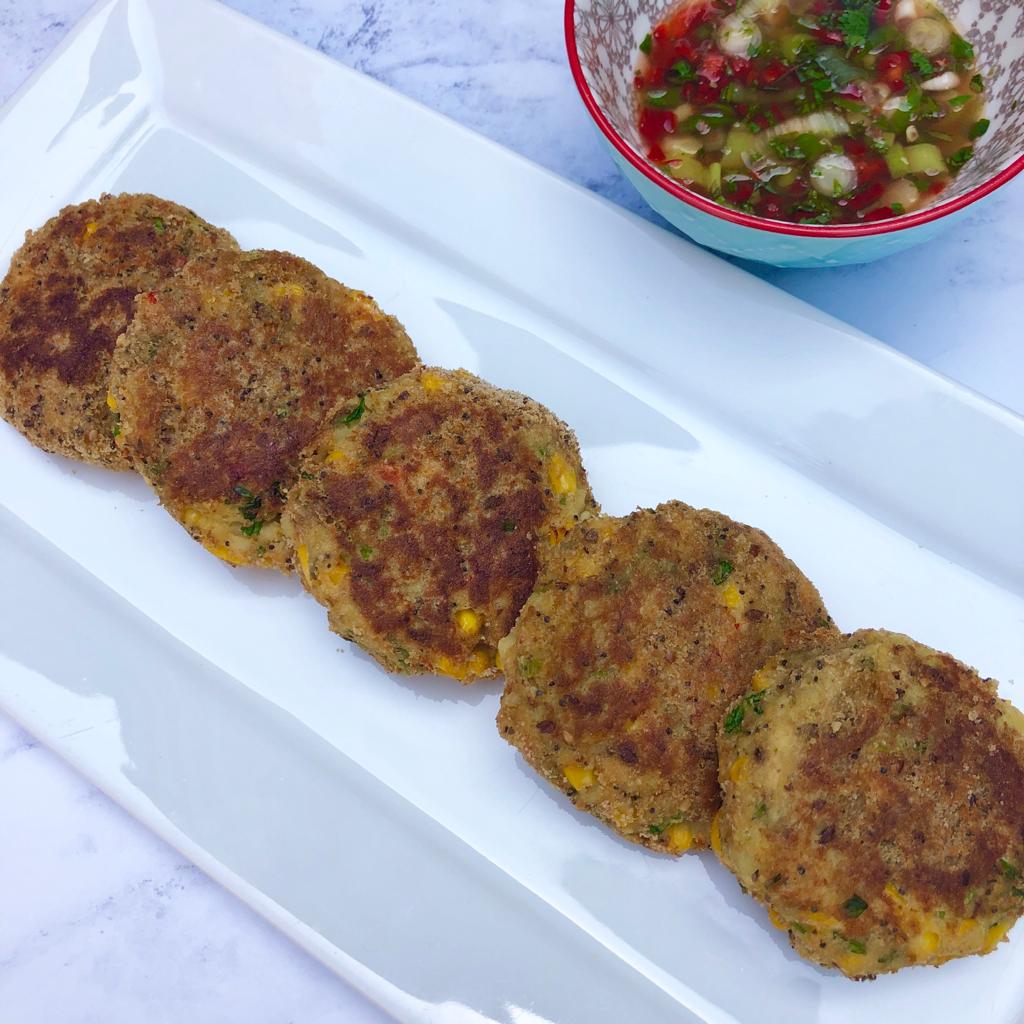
xmin=568 ymin=0 xmax=1024 ymax=267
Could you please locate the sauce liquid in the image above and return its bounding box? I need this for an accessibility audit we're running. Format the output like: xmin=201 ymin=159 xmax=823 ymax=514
xmin=635 ymin=0 xmax=987 ymax=225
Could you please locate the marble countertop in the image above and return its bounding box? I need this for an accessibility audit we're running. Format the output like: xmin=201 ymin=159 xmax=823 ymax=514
xmin=0 ymin=1 xmax=1020 ymax=1020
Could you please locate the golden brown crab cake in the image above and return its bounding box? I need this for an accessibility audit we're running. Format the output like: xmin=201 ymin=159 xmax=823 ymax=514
xmin=111 ymin=248 xmax=417 ymax=570
xmin=715 ymin=629 xmax=1024 ymax=979
xmin=0 ymin=193 xmax=237 ymax=468
xmin=496 ymin=501 xmax=835 ymax=854
xmin=281 ymin=366 xmax=596 ymax=681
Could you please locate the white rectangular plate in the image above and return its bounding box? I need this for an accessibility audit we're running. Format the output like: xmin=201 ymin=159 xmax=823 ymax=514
xmin=2 ymin=2 xmax=1023 ymax=1021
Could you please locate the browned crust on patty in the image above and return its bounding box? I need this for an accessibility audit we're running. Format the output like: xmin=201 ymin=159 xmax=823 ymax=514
xmin=280 ymin=366 xmax=597 ymax=680
xmin=0 ymin=193 xmax=238 ymax=468
xmin=496 ymin=501 xmax=836 ymax=853
xmin=716 ymin=628 xmax=1024 ymax=978
xmin=110 ymin=247 xmax=418 ymax=569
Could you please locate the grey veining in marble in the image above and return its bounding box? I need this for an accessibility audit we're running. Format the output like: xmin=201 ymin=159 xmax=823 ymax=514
xmin=0 ymin=1 xmax=1020 ymax=1022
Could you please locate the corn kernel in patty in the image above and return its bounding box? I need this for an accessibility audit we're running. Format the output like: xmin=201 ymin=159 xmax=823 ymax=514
xmin=546 ymin=452 xmax=577 ymax=495
xmin=454 ymin=609 xmax=482 ymax=637
xmin=563 ymin=763 xmax=595 ymax=791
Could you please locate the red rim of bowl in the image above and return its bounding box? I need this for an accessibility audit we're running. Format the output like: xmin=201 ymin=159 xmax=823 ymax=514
xmin=565 ymin=0 xmax=1024 ymax=238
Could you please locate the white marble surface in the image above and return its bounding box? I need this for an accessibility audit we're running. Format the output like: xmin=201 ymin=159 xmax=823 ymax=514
xmin=0 ymin=1 xmax=1021 ymax=1021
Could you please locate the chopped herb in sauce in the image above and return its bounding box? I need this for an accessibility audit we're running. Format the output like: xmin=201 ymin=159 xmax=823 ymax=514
xmin=948 ymin=146 xmax=974 ymax=169
xmin=837 ymin=8 xmax=869 ymax=50
xmin=950 ymin=35 xmax=975 ymax=61
xmin=671 ymin=58 xmax=697 ymax=81
xmin=910 ymin=52 xmax=936 ymax=76
xmin=968 ymin=118 xmax=990 ymax=139
xmin=635 ymin=0 xmax=987 ymax=224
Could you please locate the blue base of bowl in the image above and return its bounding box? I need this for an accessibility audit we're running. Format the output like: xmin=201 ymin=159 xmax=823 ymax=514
xmin=610 ymin=145 xmax=967 ymax=268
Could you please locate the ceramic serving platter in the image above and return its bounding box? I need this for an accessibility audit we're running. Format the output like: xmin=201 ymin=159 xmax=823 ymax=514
xmin=1 ymin=1 xmax=1022 ymax=1021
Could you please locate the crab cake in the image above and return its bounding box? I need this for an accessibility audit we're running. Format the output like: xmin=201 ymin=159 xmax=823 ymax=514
xmin=715 ymin=629 xmax=1024 ymax=979
xmin=281 ymin=366 xmax=596 ymax=681
xmin=0 ymin=194 xmax=237 ymax=468
xmin=496 ymin=501 xmax=835 ymax=854
xmin=111 ymin=248 xmax=417 ymax=570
